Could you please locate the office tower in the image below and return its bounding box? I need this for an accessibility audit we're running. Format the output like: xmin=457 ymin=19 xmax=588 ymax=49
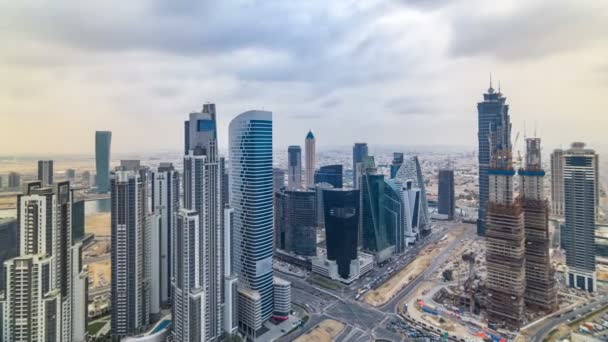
xmin=519 ymin=138 xmax=557 ymax=311
xmin=361 ymin=166 xmax=390 ymax=254
xmin=0 ymin=219 xmax=18 ymax=290
xmin=152 ymin=163 xmax=179 ymax=307
xmin=484 ymin=113 xmax=525 ymax=328
xmin=172 ymin=209 xmax=206 ymax=342
xmin=305 ymin=130 xmax=316 ymax=188
xmin=275 ymin=189 xmax=317 ymax=256
xmin=7 ymin=172 xmax=20 ymax=189
xmin=315 ymin=182 xmax=334 ymax=229
xmin=563 ymin=142 xmax=598 ymax=292
xmin=352 ymin=143 xmax=368 ymax=189
xmin=550 ymin=149 xmax=564 ymax=217
xmin=314 ymin=165 xmax=343 ymax=188
xmin=393 ymin=156 xmax=430 ymax=232
xmin=223 ymin=207 xmax=238 ymax=335
xmin=70 ymin=241 xmax=88 ymax=342
xmin=72 ymin=198 xmax=85 ymax=242
xmin=323 ymin=189 xmax=359 ymax=279
xmin=477 ymin=83 xmax=510 ymax=236
xmin=221 ymin=157 xmax=230 ymax=207
xmin=287 ymin=145 xmax=302 ymax=190
xmin=66 ymin=169 xmax=76 ymax=182
xmin=229 ymin=110 xmax=274 ymax=330
xmin=384 ymin=179 xmax=421 ymax=253
xmin=81 ymin=170 xmax=91 ymax=187
xmin=110 ymin=163 xmax=151 ymax=338
xmin=272 ymin=277 xmax=291 ymax=319
xmin=390 ymin=152 xmax=404 ymax=178
xmin=237 ymin=288 xmax=263 ymax=339
xmin=183 ymin=104 xmax=223 ymax=340
xmin=38 ymin=160 xmax=54 ymax=186
xmin=273 ymin=168 xmax=285 ymax=193
xmin=95 ymin=131 xmax=112 ymax=193
xmin=438 ymin=168 xmax=455 ymax=220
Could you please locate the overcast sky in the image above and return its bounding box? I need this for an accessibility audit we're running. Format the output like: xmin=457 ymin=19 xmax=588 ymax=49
xmin=1 ymin=0 xmax=607 ymax=155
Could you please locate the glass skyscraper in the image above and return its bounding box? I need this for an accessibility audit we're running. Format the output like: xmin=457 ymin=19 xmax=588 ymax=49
xmin=438 ymin=169 xmax=455 ymax=220
xmin=352 ymin=143 xmax=368 ymax=189
xmin=323 ymin=189 xmax=360 ymax=279
xmin=229 ymin=110 xmax=274 ymax=321
xmin=314 ymin=164 xmax=343 ymax=188
xmin=95 ymin=131 xmax=112 ymax=193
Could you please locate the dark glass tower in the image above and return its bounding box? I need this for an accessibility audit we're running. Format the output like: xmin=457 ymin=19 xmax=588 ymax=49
xmin=438 ymin=169 xmax=455 ymax=220
xmin=314 ymin=165 xmax=343 ymax=188
xmin=390 ymin=152 xmax=404 ymax=178
xmin=352 ymin=143 xmax=368 ymax=188
xmin=95 ymin=131 xmax=112 ymax=193
xmin=323 ymin=189 xmax=359 ymax=279
xmin=477 ymin=83 xmax=510 ymax=236
xmin=275 ymin=189 xmax=317 ymax=256
xmin=361 ymin=173 xmax=389 ymax=252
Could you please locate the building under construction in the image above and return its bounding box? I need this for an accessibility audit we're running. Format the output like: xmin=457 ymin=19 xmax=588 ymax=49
xmin=519 ymin=138 xmax=557 ymax=312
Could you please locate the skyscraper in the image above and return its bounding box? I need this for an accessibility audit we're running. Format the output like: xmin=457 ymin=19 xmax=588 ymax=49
xmin=183 ymin=104 xmax=223 ymax=340
xmin=273 ymin=168 xmax=285 ymax=192
xmin=305 ymin=130 xmax=316 ymax=188
xmin=95 ymin=131 xmax=112 ymax=193
xmin=563 ymin=142 xmax=598 ymax=292
xmin=519 ymin=138 xmax=557 ymax=311
xmin=275 ymin=189 xmax=317 ymax=256
xmin=352 ymin=143 xmax=368 ymax=189
xmin=550 ymin=149 xmax=564 ymax=217
xmin=384 ymin=179 xmax=421 ymax=252
xmin=394 ymin=156 xmax=429 ymax=232
xmin=323 ymin=189 xmax=360 ymax=279
xmin=110 ymin=162 xmax=151 ymax=338
xmin=477 ymin=83 xmax=510 ymax=236
xmin=287 ymin=145 xmax=302 ymax=190
xmin=314 ymin=165 xmax=343 ymax=188
xmin=229 ymin=110 xmax=274 ymax=328
xmin=361 ymin=167 xmax=390 ymax=254
xmin=390 ymin=152 xmax=404 ymax=179
xmin=66 ymin=169 xmax=76 ymax=182
xmin=438 ymin=168 xmax=455 ymax=220
xmin=38 ymin=160 xmax=54 ymax=186
xmin=152 ymin=163 xmax=179 ymax=308
xmin=8 ymin=172 xmax=20 ymax=189
xmin=223 ymin=207 xmax=238 ymax=335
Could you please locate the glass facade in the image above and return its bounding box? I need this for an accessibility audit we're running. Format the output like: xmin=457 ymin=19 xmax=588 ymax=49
xmin=95 ymin=131 xmax=112 ymax=193
xmin=361 ymin=173 xmax=389 ymax=252
xmin=438 ymin=169 xmax=455 ymax=220
xmin=323 ymin=189 xmax=359 ymax=279
xmin=314 ymin=165 xmax=343 ymax=188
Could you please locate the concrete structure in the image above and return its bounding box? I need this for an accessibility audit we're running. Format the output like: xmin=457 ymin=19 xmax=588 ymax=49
xmin=237 ymin=287 xmax=263 ymax=339
xmin=550 ymin=149 xmax=564 ymax=217
xmin=229 ymin=110 xmax=274 ymax=326
xmin=152 ymin=163 xmax=179 ymax=308
xmin=519 ymin=138 xmax=557 ymax=311
xmin=223 ymin=207 xmax=238 ymax=335
xmin=384 ymin=179 xmax=421 ymax=252
xmin=275 ymin=189 xmax=317 ymax=256
xmin=95 ymin=131 xmax=112 ymax=193
xmin=172 ymin=209 xmax=206 ymax=342
xmin=273 ymin=168 xmax=285 ymax=193
xmin=314 ymin=164 xmax=343 ymax=188
xmin=272 ymin=277 xmax=292 ymax=318
xmin=37 ymin=160 xmax=54 ymax=186
xmin=7 ymin=172 xmax=20 ymax=189
xmin=438 ymin=168 xmax=455 ymax=220
xmin=305 ymin=130 xmax=316 ymax=188
xmin=563 ymin=142 xmax=598 ymax=292
xmin=323 ymin=188 xmax=360 ymax=279
xmin=0 ymin=218 xmax=18 ymax=290
xmin=477 ymin=82 xmax=510 ymax=236
xmin=72 ymin=198 xmax=85 ymax=243
xmin=110 ymin=163 xmax=151 ymax=338
xmin=311 ymin=249 xmax=374 ymax=284
xmin=70 ymin=242 xmax=88 ymax=342
xmin=352 ymin=143 xmax=368 ymax=189
xmin=287 ymin=145 xmax=303 ymax=190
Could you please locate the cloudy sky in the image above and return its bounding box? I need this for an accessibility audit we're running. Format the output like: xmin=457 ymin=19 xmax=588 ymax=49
xmin=1 ymin=0 xmax=607 ymax=155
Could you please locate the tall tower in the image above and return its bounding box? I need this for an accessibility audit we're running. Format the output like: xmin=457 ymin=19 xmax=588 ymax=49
xmin=95 ymin=131 xmax=112 ymax=193
xmin=484 ymin=97 xmax=525 ymax=328
xmin=563 ymin=142 xmax=598 ymax=292
xmin=183 ymin=103 xmax=223 ymax=341
xmin=314 ymin=165 xmax=343 ymax=188
xmin=110 ymin=162 xmax=151 ymax=338
xmin=519 ymin=138 xmax=557 ymax=311
xmin=477 ymin=82 xmax=510 ymax=236
xmin=550 ymin=149 xmax=564 ymax=217
xmin=394 ymin=156 xmax=430 ymax=231
xmin=287 ymin=145 xmax=302 ymax=190
xmin=229 ymin=110 xmax=274 ymax=327
xmin=305 ymin=130 xmax=316 ymax=188
xmin=37 ymin=160 xmax=54 ymax=186
xmin=323 ymin=189 xmax=360 ymax=280
xmin=352 ymin=143 xmax=368 ymax=189
xmin=438 ymin=168 xmax=455 ymax=220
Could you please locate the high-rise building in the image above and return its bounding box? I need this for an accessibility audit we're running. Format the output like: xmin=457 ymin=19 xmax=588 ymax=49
xmin=152 ymin=163 xmax=179 ymax=308
xmin=305 ymin=131 xmax=316 ymax=188
xmin=110 ymin=162 xmax=151 ymax=338
xmin=323 ymin=189 xmax=359 ymax=279
xmin=72 ymin=198 xmax=85 ymax=243
xmin=314 ymin=165 xmax=343 ymax=188
xmin=66 ymin=169 xmax=76 ymax=182
xmin=287 ymin=145 xmax=302 ymax=190
xmin=221 ymin=157 xmax=230 ymax=208
xmin=384 ymin=179 xmax=421 ymax=253
xmin=273 ymin=168 xmax=285 ymax=193
xmin=183 ymin=104 xmax=223 ymax=340
xmin=81 ymin=171 xmax=91 ymax=187
xmin=438 ymin=168 xmax=455 ymax=220
xmin=550 ymin=149 xmax=564 ymax=217
xmin=7 ymin=172 xmax=20 ymax=189
xmin=223 ymin=207 xmax=238 ymax=335
xmin=229 ymin=110 xmax=274 ymax=331
xmin=0 ymin=219 xmax=18 ymax=290
xmin=477 ymin=83 xmax=510 ymax=236
xmin=38 ymin=160 xmax=54 ymax=186
xmin=563 ymin=142 xmax=598 ymax=292
xmin=315 ymin=182 xmax=334 ymax=229
xmin=390 ymin=152 xmax=404 ymax=179
xmin=361 ymin=167 xmax=390 ymax=254
xmin=519 ymin=138 xmax=557 ymax=311
xmin=275 ymin=189 xmax=317 ymax=256
xmin=95 ymin=131 xmax=112 ymax=193
xmin=352 ymin=143 xmax=368 ymax=189
xmin=484 ymin=107 xmax=525 ymax=328
xmin=70 ymin=241 xmax=88 ymax=342
xmin=393 ymin=156 xmax=429 ymax=232
xmin=172 ymin=209 xmax=206 ymax=342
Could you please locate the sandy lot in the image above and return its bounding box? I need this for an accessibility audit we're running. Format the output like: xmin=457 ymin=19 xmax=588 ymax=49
xmin=88 ymin=259 xmax=111 ymax=288
xmin=0 ymin=195 xmax=17 ymax=209
xmin=363 ymin=227 xmax=467 ymax=307
xmin=294 ymin=319 xmax=345 ymax=342
xmin=86 ymin=213 xmax=110 ymax=236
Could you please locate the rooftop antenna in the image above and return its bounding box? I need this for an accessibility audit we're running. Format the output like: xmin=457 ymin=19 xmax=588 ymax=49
xmin=489 ymin=73 xmax=493 ymax=89
xmin=498 ymin=80 xmax=501 ymax=93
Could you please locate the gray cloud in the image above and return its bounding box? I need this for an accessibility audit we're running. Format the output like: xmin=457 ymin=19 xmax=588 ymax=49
xmin=321 ymin=98 xmax=342 ymax=109
xmin=385 ymin=96 xmax=435 ymax=116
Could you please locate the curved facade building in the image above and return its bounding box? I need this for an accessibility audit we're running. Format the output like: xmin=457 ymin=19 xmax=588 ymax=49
xmin=323 ymin=189 xmax=359 ymax=279
xmin=229 ymin=110 xmax=274 ymax=322
xmin=314 ymin=165 xmax=343 ymax=188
